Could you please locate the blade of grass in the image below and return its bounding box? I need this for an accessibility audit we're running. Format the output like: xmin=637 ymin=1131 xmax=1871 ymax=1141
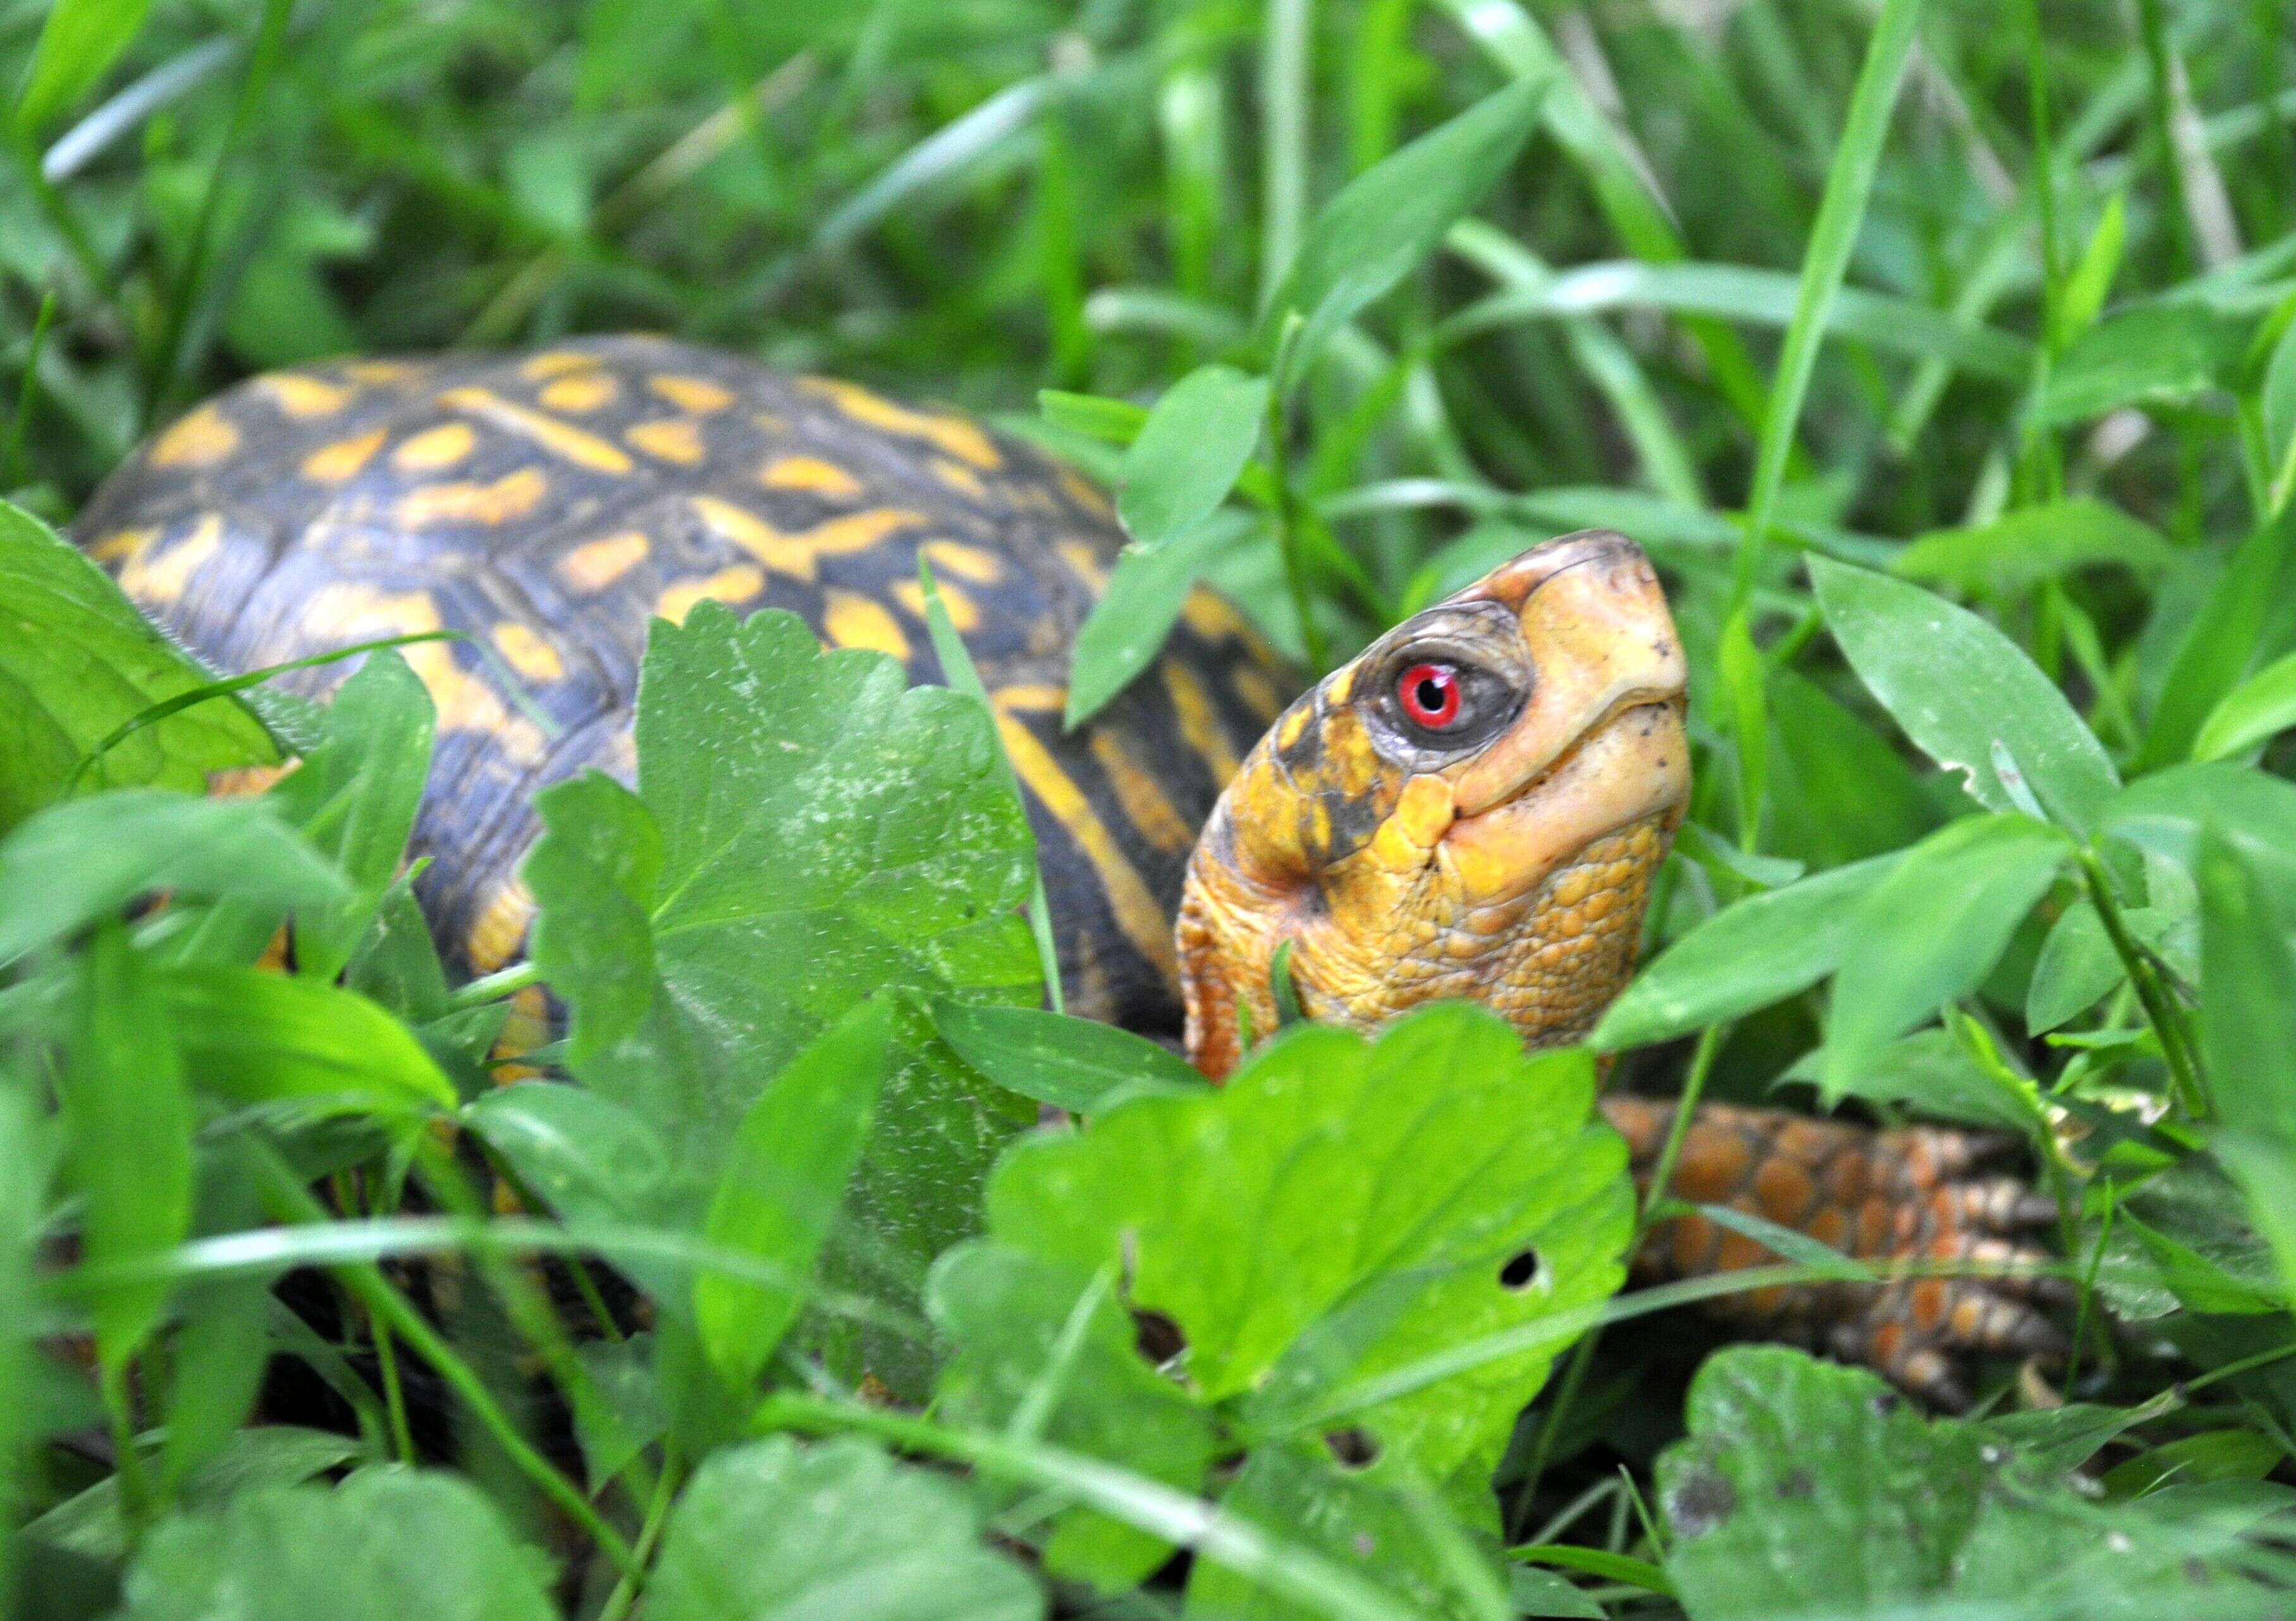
xmin=1258 ymin=0 xmax=1311 ymax=307
xmin=1733 ymin=0 xmax=1927 ymax=615
xmin=3 ymin=290 xmax=57 ymax=491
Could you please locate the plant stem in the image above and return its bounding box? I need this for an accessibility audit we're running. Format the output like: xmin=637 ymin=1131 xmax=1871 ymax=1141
xmin=1265 ymin=385 xmax=1331 ymax=672
xmin=596 ymin=1451 xmax=680 ymax=1621
xmin=2078 ymin=849 xmax=2205 ymax=1118
xmin=446 ymin=960 xmax=543 ymax=1010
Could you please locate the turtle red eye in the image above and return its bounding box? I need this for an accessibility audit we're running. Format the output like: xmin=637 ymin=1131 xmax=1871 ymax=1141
xmin=1397 ymin=662 xmax=1461 ymax=729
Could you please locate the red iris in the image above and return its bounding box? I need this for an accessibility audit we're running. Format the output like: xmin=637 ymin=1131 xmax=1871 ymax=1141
xmin=1397 ymin=662 xmax=1461 ymax=729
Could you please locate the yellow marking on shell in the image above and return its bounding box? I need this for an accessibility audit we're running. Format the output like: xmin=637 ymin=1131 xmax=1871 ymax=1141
xmin=993 ymin=698 xmax=1176 ymax=983
xmin=392 ymin=422 xmax=477 ymax=471
xmin=345 ymin=360 xmax=418 ymax=385
xmin=1324 ymin=664 xmax=1358 ymax=705
xmin=118 ymin=514 xmax=222 ymax=605
xmin=930 ymin=457 xmax=988 ymax=498
xmin=1055 ymin=539 xmax=1109 ymax=590
xmin=262 ymin=374 xmax=353 ymax=417
xmin=627 ymin=417 xmax=706 ymax=465
xmin=1159 ymin=660 xmax=1241 ymax=784
xmin=465 ymin=878 xmax=537 ymax=975
xmin=920 ymin=539 xmax=1004 ymax=584
xmin=894 ymin=576 xmax=978 ymax=631
xmin=1231 ymin=665 xmax=1286 ymax=724
xmin=1056 ymin=465 xmax=1115 ymax=517
xmin=759 ymin=455 xmax=863 ymax=497
xmin=753 ymin=412 xmax=786 ymax=433
xmin=560 ymin=530 xmax=650 ymax=591
xmin=797 ymin=376 xmax=1002 ymax=469
xmin=822 ymin=589 xmax=912 ymax=661
xmin=87 ymin=526 xmax=157 ymax=564
xmin=494 ymin=983 xmax=550 ymax=1081
xmin=491 ymin=622 xmax=565 ymax=683
xmin=1088 ymin=730 xmax=1195 ymax=853
xmin=520 ymin=351 xmax=600 ymax=379
xmin=655 ymin=564 xmax=764 ymax=624
xmin=438 ymin=386 xmax=633 ymax=473
xmin=148 ymin=405 xmax=238 ymax=469
xmin=1276 ymin=706 xmax=1313 ymax=752
xmin=302 ymin=428 xmax=387 ymax=483
xmin=997 ymin=685 xmax=1065 ymax=712
xmin=539 ymin=372 xmax=618 ymax=412
xmin=397 ymin=467 xmax=550 ymax=527
xmin=649 ymin=374 xmax=734 ymax=413
xmin=299 ymin=583 xmax=548 ymax=765
xmin=1180 ymin=588 xmax=1253 ymax=644
xmin=692 ymin=498 xmax=919 ymax=581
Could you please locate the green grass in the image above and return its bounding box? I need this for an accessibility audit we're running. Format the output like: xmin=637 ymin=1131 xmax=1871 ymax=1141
xmin=8 ymin=1 xmax=2296 ymax=1617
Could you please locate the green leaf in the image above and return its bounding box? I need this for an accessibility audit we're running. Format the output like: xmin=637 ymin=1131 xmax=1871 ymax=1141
xmin=62 ymin=921 xmax=190 ymax=1374
xmin=2261 ymin=305 xmax=2296 ymax=512
xmin=983 ymin=1004 xmax=1633 ymax=1492
xmin=2102 ymin=761 xmax=2296 ymax=877
xmin=1894 ymin=500 xmax=2176 ymax=596
xmin=2196 ymin=831 xmax=2296 ymax=1295
xmin=2194 ymin=649 xmax=2296 ymax=760
xmin=1781 ymin=1028 xmax=2042 ymax=1135
xmin=696 ymin=996 xmax=890 ymax=1391
xmin=933 ymin=999 xmax=1207 ymax=1113
xmin=160 ymin=965 xmax=457 ymax=1116
xmin=1811 ymin=557 xmax=2121 ymax=834
xmin=0 ymin=500 xmax=274 ymax=834
xmin=1117 ymin=365 xmax=1270 ymax=546
xmin=114 ymin=1472 xmax=554 ymax=1621
xmin=1590 ymin=854 xmax=1898 ymax=1051
xmin=930 ymin=1243 xmax=1217 ymax=1591
xmin=527 ymin=604 xmax=1040 ymax=1392
xmin=2027 ymin=901 xmax=2125 ymax=1034
xmin=571 ymin=1335 xmax=668 ymax=1491
xmin=1263 ymin=78 xmax=1546 ymax=391
xmin=2138 ymin=508 xmax=2296 ymax=770
xmin=0 ymin=1083 xmax=39 ymax=1581
xmin=1822 ymin=814 xmax=2070 ymax=1101
xmin=1185 ymin=1441 xmax=1509 ymax=1621
xmin=646 ymin=1436 xmax=1042 ymax=1621
xmin=1658 ymin=1347 xmax=2264 ymax=1620
xmin=525 ymin=772 xmax=660 ymax=1068
xmin=2039 ymin=302 xmax=2244 ymax=425
xmin=2057 ymin=192 xmax=2125 ymax=344
xmin=1764 ymin=669 xmax=1936 ymax=869
xmin=15 ymin=0 xmax=155 ymax=139
xmin=1062 ymin=508 xmax=1253 ymax=728
xmin=0 ymin=789 xmax=343 ymax=966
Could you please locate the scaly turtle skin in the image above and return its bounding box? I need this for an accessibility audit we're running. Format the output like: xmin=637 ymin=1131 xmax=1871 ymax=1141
xmin=77 ymin=335 xmax=2063 ymax=1407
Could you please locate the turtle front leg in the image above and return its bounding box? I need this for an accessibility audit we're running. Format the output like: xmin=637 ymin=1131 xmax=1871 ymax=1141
xmin=1602 ymin=1097 xmax=2069 ymax=1410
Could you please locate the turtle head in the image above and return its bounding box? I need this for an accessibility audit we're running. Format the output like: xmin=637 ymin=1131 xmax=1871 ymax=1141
xmin=1177 ymin=531 xmax=1691 ymax=1078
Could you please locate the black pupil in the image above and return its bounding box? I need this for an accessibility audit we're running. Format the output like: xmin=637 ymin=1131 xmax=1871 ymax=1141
xmin=1415 ymin=674 xmax=1447 ymax=713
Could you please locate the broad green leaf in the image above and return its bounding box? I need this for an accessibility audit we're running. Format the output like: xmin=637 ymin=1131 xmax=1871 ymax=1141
xmin=1658 ymin=1347 xmax=2271 ymax=1620
xmin=572 ymin=1335 xmax=668 ymax=1491
xmin=2090 ymin=1161 xmax=2282 ymax=1323
xmin=0 ymin=790 xmax=343 ymax=966
xmin=932 ymin=999 xmax=1207 ymax=1113
xmin=113 ymin=1472 xmax=553 ymax=1621
xmin=696 ymin=997 xmax=890 ymax=1391
xmin=262 ymin=650 xmax=434 ymax=980
xmin=1591 ymin=854 xmax=1897 ymax=1051
xmin=1117 ymin=364 xmax=1269 ymax=546
xmin=0 ymin=1083 xmax=37 ymax=1589
xmin=526 ymin=772 xmax=660 ymax=1068
xmin=930 ymin=1243 xmax=1217 ymax=1590
xmin=984 ymin=1004 xmax=1633 ymax=1492
xmin=2194 ymin=650 xmax=2296 ymax=760
xmin=646 ymin=1436 xmax=1041 ymax=1621
xmin=1811 ymin=557 xmax=2121 ymax=834
xmin=2038 ymin=302 xmax=2244 ymax=425
xmin=1985 ymin=1388 xmax=2182 ymax=1476
xmin=2139 ymin=509 xmax=2296 ymax=770
xmin=16 ymin=0 xmax=154 ymax=139
xmin=1263 ymin=78 xmax=1546 ymax=391
xmin=2102 ymin=761 xmax=2296 ymax=877
xmin=2027 ymin=901 xmax=2124 ymax=1034
xmin=32 ymin=1426 xmax=361 ymax=1567
xmin=1894 ymin=500 xmax=2175 ymax=596
xmin=1184 ymin=1441 xmax=1508 ymax=1621
xmin=2197 ymin=832 xmax=2296 ymax=1293
xmin=160 ymin=965 xmax=457 ymax=1116
xmin=0 ymin=501 xmax=274 ymax=833
xmin=2262 ymin=306 xmax=2296 ymax=512
xmin=1779 ymin=1028 xmax=2042 ymax=1135
xmin=2058 ymin=192 xmax=2125 ymax=343
xmin=1822 ymin=815 xmax=2070 ymax=1100
xmin=1036 ymin=390 xmax=1148 ymax=445
xmin=1063 ymin=508 xmax=1255 ymax=727
xmin=1764 ymin=670 xmax=1934 ymax=870
xmin=527 ymin=604 xmax=1040 ymax=1392
xmin=62 ymin=921 xmax=190 ymax=1374
xmin=161 ymin=1168 xmax=270 ymax=1493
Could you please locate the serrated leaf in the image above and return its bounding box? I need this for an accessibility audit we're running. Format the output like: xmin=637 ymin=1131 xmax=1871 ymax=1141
xmin=1812 ymin=557 xmax=2120 ymax=834
xmin=114 ymin=1472 xmax=554 ymax=1621
xmin=646 ymin=1436 xmax=1041 ymax=1621
xmin=930 ymin=1243 xmax=1217 ymax=1590
xmin=932 ymin=999 xmax=1207 ymax=1113
xmin=0 ymin=790 xmax=344 ymax=966
xmin=983 ymin=1004 xmax=1632 ymax=1492
xmin=525 ymin=772 xmax=660 ymax=1068
xmin=1591 ymin=854 xmax=1897 ymax=1051
xmin=0 ymin=501 xmax=274 ymax=834
xmin=1263 ymin=78 xmax=1547 ymax=391
xmin=1822 ymin=815 xmax=2069 ymax=1101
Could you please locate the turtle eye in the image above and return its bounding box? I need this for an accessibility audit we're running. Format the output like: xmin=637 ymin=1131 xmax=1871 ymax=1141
xmin=1396 ymin=662 xmax=1462 ymax=730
